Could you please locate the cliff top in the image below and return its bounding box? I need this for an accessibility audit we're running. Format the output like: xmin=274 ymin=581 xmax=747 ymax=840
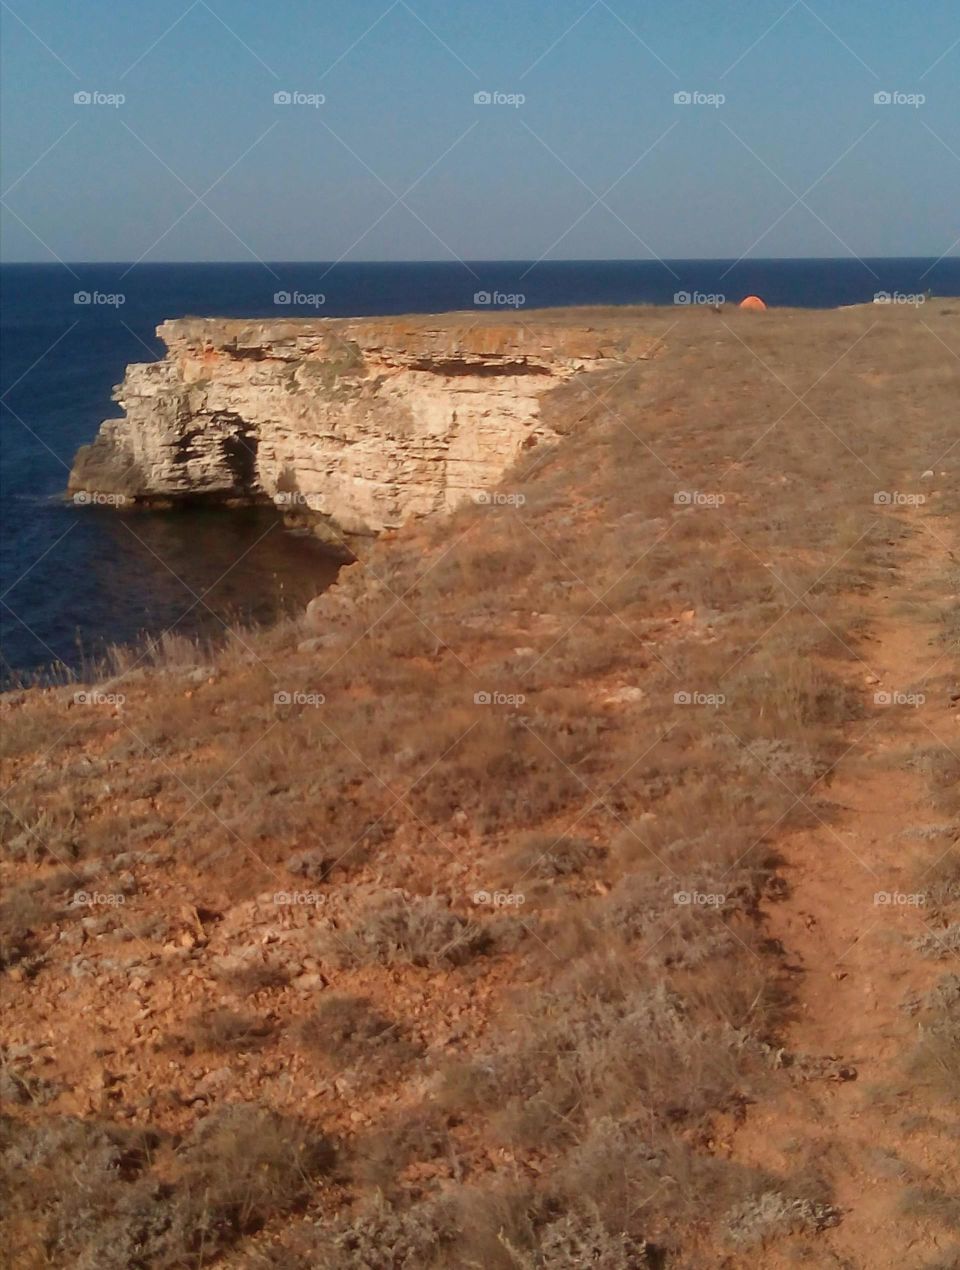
xmin=155 ymin=306 xmax=673 ymax=361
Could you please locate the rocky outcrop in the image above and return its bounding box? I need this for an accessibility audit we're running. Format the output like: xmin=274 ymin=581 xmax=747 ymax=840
xmin=69 ymin=312 xmax=654 ymax=538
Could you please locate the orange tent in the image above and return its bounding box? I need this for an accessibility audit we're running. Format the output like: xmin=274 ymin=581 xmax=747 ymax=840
xmin=739 ymin=295 xmax=767 ymax=311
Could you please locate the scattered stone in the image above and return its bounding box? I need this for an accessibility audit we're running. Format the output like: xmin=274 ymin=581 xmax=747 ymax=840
xmin=286 ymin=848 xmax=333 ymax=881
xmin=604 ymin=685 xmax=646 ymax=706
xmin=292 ymin=972 xmax=325 ymax=992
xmin=196 ymin=1066 xmax=232 ymax=1095
xmin=116 ymin=872 xmax=137 ymax=895
xmin=450 ymin=808 xmax=469 ymax=836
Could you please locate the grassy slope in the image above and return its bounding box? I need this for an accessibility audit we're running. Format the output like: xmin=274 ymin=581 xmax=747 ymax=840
xmin=1 ymin=304 xmax=957 ymax=1268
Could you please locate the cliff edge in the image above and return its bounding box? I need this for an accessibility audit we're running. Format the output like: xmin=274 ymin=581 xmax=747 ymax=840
xmin=69 ymin=311 xmax=655 ymax=537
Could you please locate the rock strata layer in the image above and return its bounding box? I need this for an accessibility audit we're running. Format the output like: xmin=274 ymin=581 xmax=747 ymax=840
xmin=69 ymin=313 xmax=653 ymax=536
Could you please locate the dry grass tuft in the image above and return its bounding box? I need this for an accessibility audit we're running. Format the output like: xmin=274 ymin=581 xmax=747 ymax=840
xmin=319 ymin=891 xmax=493 ymax=969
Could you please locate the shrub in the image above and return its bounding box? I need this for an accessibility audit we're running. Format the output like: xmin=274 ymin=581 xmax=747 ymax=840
xmin=175 ymin=1104 xmax=334 ymax=1237
xmin=295 ymin=995 xmax=421 ymax=1073
xmin=319 ymin=892 xmax=492 ymax=969
xmin=503 ymin=832 xmax=601 ymax=880
xmin=907 ymin=975 xmax=960 ymax=1101
xmin=182 ymin=1008 xmax=275 ymax=1052
xmin=536 ymin=1207 xmax=653 ymax=1269
xmin=725 ymin=1191 xmax=842 ymax=1246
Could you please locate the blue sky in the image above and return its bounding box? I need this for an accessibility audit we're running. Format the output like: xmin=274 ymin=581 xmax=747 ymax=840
xmin=1 ymin=0 xmax=958 ymax=262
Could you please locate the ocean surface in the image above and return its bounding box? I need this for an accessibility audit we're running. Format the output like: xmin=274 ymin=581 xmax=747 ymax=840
xmin=2 ymin=258 xmax=958 ymax=682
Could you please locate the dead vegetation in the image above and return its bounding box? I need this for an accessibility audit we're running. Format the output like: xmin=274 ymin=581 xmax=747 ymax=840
xmin=0 ymin=1104 xmax=334 ymax=1268
xmin=1 ymin=303 xmax=957 ymax=1266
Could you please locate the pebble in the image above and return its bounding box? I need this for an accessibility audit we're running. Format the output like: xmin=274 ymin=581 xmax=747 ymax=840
xmin=604 ymin=685 xmax=645 ymax=705
xmin=292 ymin=972 xmax=324 ymax=992
xmin=196 ymin=1066 xmax=232 ymax=1095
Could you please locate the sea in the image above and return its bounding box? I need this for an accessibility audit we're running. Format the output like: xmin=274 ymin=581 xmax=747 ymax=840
xmin=2 ymin=257 xmax=958 ymax=682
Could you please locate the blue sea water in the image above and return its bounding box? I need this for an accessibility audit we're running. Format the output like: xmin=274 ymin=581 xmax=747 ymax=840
xmin=2 ymin=257 xmax=958 ymax=681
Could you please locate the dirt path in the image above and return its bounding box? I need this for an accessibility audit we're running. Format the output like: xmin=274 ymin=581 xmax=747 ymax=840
xmin=729 ymin=506 xmax=959 ymax=1269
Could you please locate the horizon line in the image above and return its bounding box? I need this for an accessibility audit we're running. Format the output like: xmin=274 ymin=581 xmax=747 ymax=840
xmin=1 ymin=255 xmax=958 ymax=268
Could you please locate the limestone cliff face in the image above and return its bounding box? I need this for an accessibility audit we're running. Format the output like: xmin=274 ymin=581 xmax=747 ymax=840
xmin=69 ymin=313 xmax=649 ymax=537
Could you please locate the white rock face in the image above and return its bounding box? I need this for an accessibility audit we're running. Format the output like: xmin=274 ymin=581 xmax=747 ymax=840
xmin=69 ymin=314 xmax=647 ymax=535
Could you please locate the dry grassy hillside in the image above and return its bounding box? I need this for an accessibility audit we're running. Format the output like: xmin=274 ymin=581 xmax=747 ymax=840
xmin=1 ymin=304 xmax=958 ymax=1268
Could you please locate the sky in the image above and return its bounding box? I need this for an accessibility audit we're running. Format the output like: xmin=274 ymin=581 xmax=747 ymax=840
xmin=1 ymin=0 xmax=958 ymax=264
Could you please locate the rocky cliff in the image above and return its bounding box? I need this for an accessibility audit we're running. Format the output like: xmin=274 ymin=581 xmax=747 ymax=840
xmin=68 ymin=312 xmax=654 ymax=540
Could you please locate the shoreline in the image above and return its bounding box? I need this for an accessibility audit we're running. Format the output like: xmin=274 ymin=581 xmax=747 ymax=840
xmin=6 ymin=298 xmax=955 ymax=686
